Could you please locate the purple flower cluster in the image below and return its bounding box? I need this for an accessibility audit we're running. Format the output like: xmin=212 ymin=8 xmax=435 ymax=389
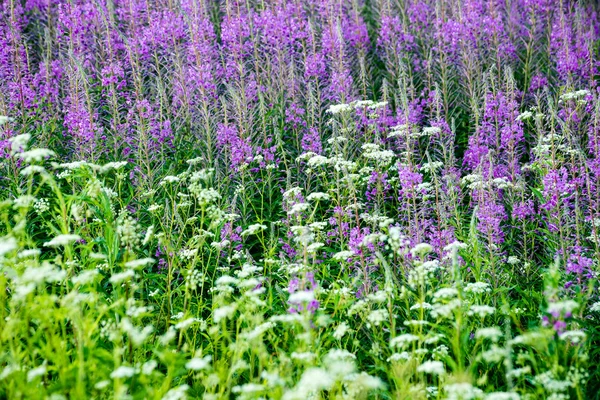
xmin=2 ymin=0 xmax=600 ymax=305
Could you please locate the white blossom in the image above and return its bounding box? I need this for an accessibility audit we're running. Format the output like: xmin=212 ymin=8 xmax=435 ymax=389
xmin=417 ymin=360 xmax=445 ymax=375
xmin=186 ymin=356 xmax=212 ymax=371
xmin=43 ymin=234 xmax=81 ymax=247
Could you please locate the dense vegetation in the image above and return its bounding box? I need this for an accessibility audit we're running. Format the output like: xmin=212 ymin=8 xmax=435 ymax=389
xmin=1 ymin=0 xmax=600 ymax=398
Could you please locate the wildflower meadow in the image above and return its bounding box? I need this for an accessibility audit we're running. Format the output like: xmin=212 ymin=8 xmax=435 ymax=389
xmin=1 ymin=0 xmax=600 ymax=398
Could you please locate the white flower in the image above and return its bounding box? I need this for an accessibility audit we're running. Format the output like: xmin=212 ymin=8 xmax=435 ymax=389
xmin=367 ymin=290 xmax=388 ymax=303
xmin=27 ymin=363 xmax=47 ymax=382
xmin=17 ymin=249 xmax=41 ymax=259
xmin=475 ymin=327 xmax=503 ymax=342
xmin=242 ymin=322 xmax=275 ymax=341
xmin=516 ymin=111 xmax=533 ymax=121
xmin=547 ymin=300 xmax=579 ymax=315
xmin=215 ymin=275 xmax=238 ymax=286
xmin=43 ymin=234 xmax=81 ymax=247
xmin=289 ymin=290 xmax=315 ymax=304
xmin=410 ymin=302 xmax=432 ymax=311
xmin=388 ymin=124 xmax=409 ymax=138
xmin=404 ymin=319 xmax=430 ymax=327
xmin=333 ymin=322 xmax=350 ymax=340
xmin=296 ymin=152 xmax=317 ymax=161
xmin=444 ymin=241 xmax=468 ymax=253
xmin=535 ymin=370 xmax=572 ymax=392
xmin=148 ymin=204 xmax=163 ymax=212
xmin=21 ymin=165 xmax=46 ymax=176
xmin=433 ymin=288 xmax=459 ymax=301
xmin=431 ymin=299 xmax=462 ymax=319
xmin=420 ymin=161 xmax=444 ymax=173
xmin=298 ymin=367 xmax=333 ymax=389
xmin=421 ymin=126 xmax=441 ymax=136
xmin=387 ymin=352 xmax=411 ymax=362
xmin=325 ymin=349 xmax=356 ymax=362
xmin=485 ymin=392 xmax=520 ymax=400
xmin=124 ymin=258 xmax=155 ymax=269
xmin=94 ymin=380 xmax=110 ymax=389
xmin=287 ymin=202 xmax=310 ymax=216
xmin=8 ymin=133 xmax=30 ymax=154
xmin=344 ymin=372 xmax=385 ymax=395
xmin=368 ymin=101 xmax=388 ymax=110
xmin=19 ymin=148 xmax=55 ymax=163
xmin=71 ymin=269 xmax=99 ymax=285
xmin=162 ymin=384 xmax=189 ymax=400
xmin=410 ymin=243 xmax=433 ymax=257
xmin=468 ymin=305 xmax=496 ymax=317
xmin=367 ymin=309 xmax=389 ymax=326
xmin=241 ymin=224 xmax=267 ymax=237
xmin=177 ymin=249 xmax=198 ymax=260
xmin=232 ymin=383 xmax=265 ymax=394
xmin=390 ymin=334 xmax=420 ymax=349
xmin=0 ymin=237 xmax=18 ymax=257
xmin=160 ymin=176 xmax=180 ymax=185
xmin=141 ymin=360 xmax=158 ymax=375
xmin=99 ymin=161 xmax=128 ymax=173
xmin=109 ymin=270 xmax=135 ymax=284
xmin=444 ymin=383 xmax=484 ymax=400
xmin=307 ymin=155 xmax=330 ymax=167
xmin=306 ymin=242 xmax=324 ymax=253
xmin=56 ymin=161 xmax=89 ymax=170
xmin=186 ymin=356 xmax=212 ymax=371
xmin=290 ymin=225 xmax=314 ymax=246
xmin=269 ymin=314 xmax=303 ymax=324
xmin=213 ymin=304 xmax=237 ymax=323
xmin=110 ymin=366 xmax=136 ymax=379
xmin=328 ymin=136 xmax=348 ymax=145
xmin=174 ymin=318 xmax=198 ymax=330
xmin=364 ymin=149 xmax=395 ymax=164
xmin=509 ymin=332 xmax=547 ymax=346
xmin=121 ymin=318 xmax=154 ymax=346
xmin=332 ymin=250 xmax=355 ymax=261
xmin=283 ymin=187 xmax=302 ymax=199
xmin=159 ymin=327 xmax=177 ymax=345
xmin=290 ymin=352 xmax=317 ymax=362
xmin=417 ymin=360 xmax=445 ymax=375
xmin=559 ymin=330 xmax=586 ymax=344
xmin=481 ymin=345 xmax=507 ymax=363
xmin=590 ymin=301 xmax=600 ymax=312
xmin=354 ymin=100 xmax=375 ymax=108
xmin=307 ymin=192 xmax=330 ymax=201
xmin=0 ymin=115 xmax=12 ymax=126
xmin=560 ymin=89 xmax=589 ymax=101
xmin=464 ymin=282 xmax=491 ymax=294
xmin=422 ymin=335 xmax=443 ymax=347
xmin=506 ymin=366 xmax=531 ymax=379
xmin=507 ymin=256 xmax=520 ymax=265
xmin=326 ymin=103 xmax=353 ymax=115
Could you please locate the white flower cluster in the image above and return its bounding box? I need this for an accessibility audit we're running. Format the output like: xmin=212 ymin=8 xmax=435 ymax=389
xmin=241 ymin=223 xmax=267 ymax=237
